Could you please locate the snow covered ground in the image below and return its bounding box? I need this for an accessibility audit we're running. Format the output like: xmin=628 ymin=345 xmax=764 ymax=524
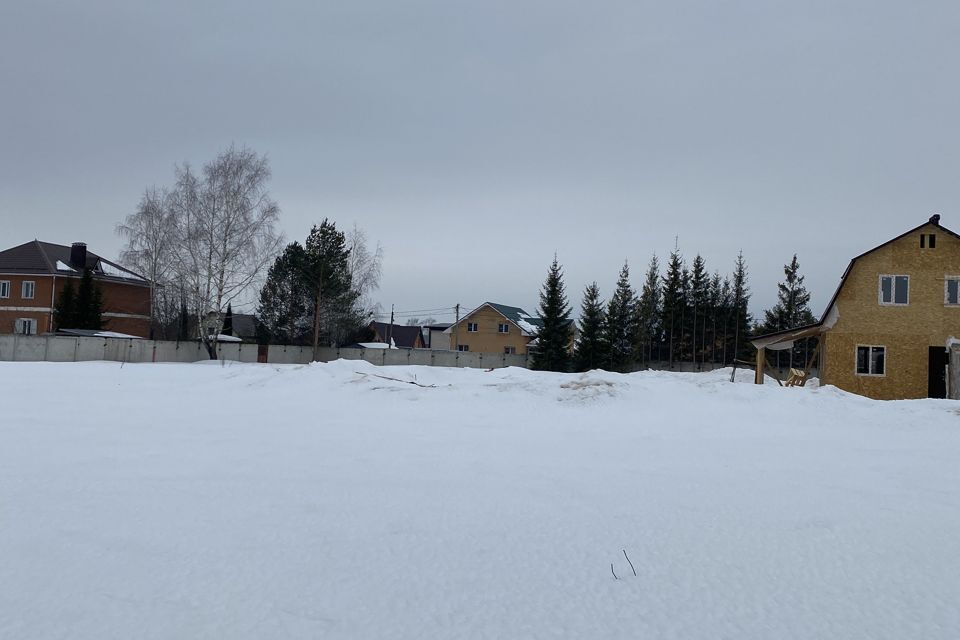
xmin=2 ymin=361 xmax=959 ymax=639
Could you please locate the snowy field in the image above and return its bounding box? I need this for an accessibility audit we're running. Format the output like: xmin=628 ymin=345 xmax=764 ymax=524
xmin=2 ymin=361 xmax=959 ymax=639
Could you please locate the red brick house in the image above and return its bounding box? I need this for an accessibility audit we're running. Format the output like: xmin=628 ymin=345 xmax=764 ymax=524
xmin=0 ymin=241 xmax=152 ymax=337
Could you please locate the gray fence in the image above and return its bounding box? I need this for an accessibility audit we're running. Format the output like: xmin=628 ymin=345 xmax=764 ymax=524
xmin=0 ymin=334 xmax=531 ymax=369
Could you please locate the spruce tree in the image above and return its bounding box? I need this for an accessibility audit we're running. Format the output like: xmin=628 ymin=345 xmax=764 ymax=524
xmin=531 ymin=256 xmax=572 ymax=372
xmin=178 ymin=298 xmax=190 ymax=341
xmin=661 ymin=249 xmax=686 ymax=365
xmin=74 ymin=269 xmax=104 ymax=330
xmin=730 ymin=250 xmax=753 ymax=362
xmin=603 ymin=261 xmax=637 ymax=372
xmin=634 ymin=254 xmax=661 ymax=364
xmin=53 ymin=279 xmax=78 ymax=330
xmin=222 ymin=303 xmax=234 ymax=336
xmin=573 ymin=282 xmax=605 ymax=372
xmin=706 ymin=272 xmax=724 ymax=363
xmin=688 ymin=255 xmax=709 ymax=366
xmin=760 ymin=254 xmax=816 ymax=367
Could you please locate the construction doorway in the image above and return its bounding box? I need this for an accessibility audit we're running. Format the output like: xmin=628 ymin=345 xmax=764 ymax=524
xmin=928 ymin=346 xmax=948 ymax=398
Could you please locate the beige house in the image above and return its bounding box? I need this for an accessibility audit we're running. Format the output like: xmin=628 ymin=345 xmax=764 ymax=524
xmin=752 ymin=215 xmax=960 ymax=399
xmin=443 ymin=302 xmax=543 ymax=354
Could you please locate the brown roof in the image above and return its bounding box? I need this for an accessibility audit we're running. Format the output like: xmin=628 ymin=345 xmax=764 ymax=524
xmin=369 ymin=322 xmax=424 ymax=349
xmin=0 ymin=240 xmax=149 ymax=284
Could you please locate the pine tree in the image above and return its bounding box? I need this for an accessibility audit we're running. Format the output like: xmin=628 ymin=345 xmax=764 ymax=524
xmin=303 ymin=220 xmax=362 ymax=353
xmin=531 ymin=256 xmax=572 ymax=372
xmin=730 ymin=251 xmax=752 ymax=363
xmin=661 ymin=249 xmax=686 ymax=365
xmin=222 ymin=303 xmax=234 ymax=336
xmin=574 ymin=282 xmax=605 ymax=372
xmin=53 ymin=279 xmax=78 ymax=330
xmin=603 ymin=261 xmax=637 ymax=372
xmin=257 ymin=242 xmax=312 ymax=345
xmin=760 ymin=254 xmax=816 ymax=367
xmin=634 ymin=254 xmax=661 ymax=364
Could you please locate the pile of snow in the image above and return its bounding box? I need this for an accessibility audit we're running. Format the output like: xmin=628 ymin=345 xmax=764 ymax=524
xmin=1 ymin=361 xmax=958 ymax=638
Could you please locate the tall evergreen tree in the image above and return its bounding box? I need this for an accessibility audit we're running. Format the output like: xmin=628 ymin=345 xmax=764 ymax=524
xmin=73 ymin=269 xmax=104 ymax=330
xmin=634 ymin=254 xmax=661 ymax=364
xmin=730 ymin=251 xmax=753 ymax=362
xmin=531 ymin=256 xmax=572 ymax=371
xmin=706 ymin=272 xmax=725 ymax=363
xmin=574 ymin=282 xmax=606 ymax=372
xmin=661 ymin=249 xmax=686 ymax=365
xmin=603 ymin=261 xmax=637 ymax=372
xmin=257 ymin=242 xmax=312 ymax=345
xmin=178 ymin=298 xmax=191 ymax=341
xmin=760 ymin=254 xmax=816 ymax=367
xmin=688 ymin=255 xmax=709 ymax=366
xmin=222 ymin=303 xmax=234 ymax=336
xmin=53 ymin=279 xmax=78 ymax=330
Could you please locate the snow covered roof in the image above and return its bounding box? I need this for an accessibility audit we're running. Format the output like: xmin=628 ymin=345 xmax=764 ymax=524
xmin=56 ymin=329 xmax=142 ymax=339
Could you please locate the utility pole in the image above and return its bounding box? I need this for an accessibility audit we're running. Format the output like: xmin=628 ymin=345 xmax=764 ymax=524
xmin=388 ymin=304 xmax=394 ymax=347
xmin=454 ymin=303 xmax=460 ymax=351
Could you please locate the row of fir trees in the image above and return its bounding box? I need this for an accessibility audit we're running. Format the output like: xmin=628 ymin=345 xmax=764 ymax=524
xmin=531 ymin=249 xmax=817 ymax=373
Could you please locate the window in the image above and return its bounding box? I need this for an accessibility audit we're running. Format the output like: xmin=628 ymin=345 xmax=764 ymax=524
xmin=504 ymin=346 xmax=516 ymax=354
xmin=0 ymin=280 xmax=9 ymax=298
xmin=879 ymin=275 xmax=909 ymax=305
xmin=856 ymin=345 xmax=885 ymax=376
xmin=498 ymin=323 xmax=509 ymax=334
xmin=457 ymin=344 xmax=470 ymax=352
xmin=921 ymin=233 xmax=937 ymax=249
xmin=14 ymin=318 xmax=37 ymax=335
xmin=21 ymin=281 xmax=35 ymax=299
xmin=947 ymin=277 xmax=960 ymax=305
xmin=467 ymin=322 xmax=478 ymax=332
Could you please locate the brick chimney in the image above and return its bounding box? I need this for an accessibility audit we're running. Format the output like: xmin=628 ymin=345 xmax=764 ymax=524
xmin=70 ymin=242 xmax=87 ymax=268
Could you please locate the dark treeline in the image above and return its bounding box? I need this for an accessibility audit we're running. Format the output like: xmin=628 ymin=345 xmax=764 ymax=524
xmin=535 ymin=247 xmax=818 ymax=373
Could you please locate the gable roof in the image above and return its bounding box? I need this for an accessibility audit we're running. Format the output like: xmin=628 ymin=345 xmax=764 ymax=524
xmin=752 ymin=214 xmax=957 ymax=346
xmin=818 ymin=214 xmax=957 ymax=323
xmin=0 ymin=240 xmax=149 ymax=284
xmin=442 ymin=302 xmax=543 ymax=336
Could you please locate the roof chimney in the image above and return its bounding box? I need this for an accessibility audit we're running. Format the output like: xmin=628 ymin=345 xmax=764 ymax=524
xmin=930 ymin=213 xmax=941 ymax=226
xmin=70 ymin=242 xmax=87 ymax=268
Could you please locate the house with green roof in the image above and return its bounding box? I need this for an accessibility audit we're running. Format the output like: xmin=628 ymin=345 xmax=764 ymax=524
xmin=442 ymin=302 xmax=573 ymax=355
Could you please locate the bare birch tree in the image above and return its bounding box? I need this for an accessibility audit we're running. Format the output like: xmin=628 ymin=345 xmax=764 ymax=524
xmin=116 ymin=186 xmax=178 ymax=337
xmin=167 ymin=146 xmax=282 ymax=357
xmin=347 ymin=224 xmax=383 ymax=320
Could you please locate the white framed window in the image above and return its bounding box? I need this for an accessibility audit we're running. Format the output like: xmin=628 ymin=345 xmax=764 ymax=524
xmin=467 ymin=322 xmax=478 ymax=332
xmin=946 ymin=276 xmax=960 ymax=306
xmin=498 ymin=323 xmax=509 ymax=333
xmin=921 ymin=233 xmax=937 ymax=249
xmin=457 ymin=344 xmax=470 ymax=352
xmin=504 ymin=346 xmax=516 ymax=354
xmin=879 ymin=275 xmax=909 ymax=305
xmin=14 ymin=318 xmax=38 ymax=335
xmin=0 ymin=280 xmax=9 ymax=298
xmin=855 ymin=345 xmax=885 ymax=376
xmin=21 ymin=280 xmax=35 ymax=299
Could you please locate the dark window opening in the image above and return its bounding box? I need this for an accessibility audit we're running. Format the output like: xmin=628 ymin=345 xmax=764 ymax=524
xmin=856 ymin=345 xmax=885 ymax=375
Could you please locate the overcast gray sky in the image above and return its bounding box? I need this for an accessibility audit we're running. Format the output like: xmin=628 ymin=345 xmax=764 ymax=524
xmin=3 ymin=1 xmax=959 ymax=323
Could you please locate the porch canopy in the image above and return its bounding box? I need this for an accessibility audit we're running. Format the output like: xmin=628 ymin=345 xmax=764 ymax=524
xmin=749 ymin=322 xmax=825 ymax=384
